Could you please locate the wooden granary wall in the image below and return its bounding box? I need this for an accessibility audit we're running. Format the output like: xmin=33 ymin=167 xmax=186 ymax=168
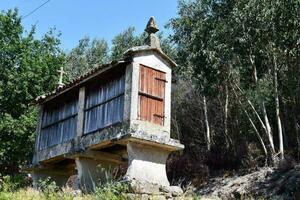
xmin=39 ymin=94 xmax=78 ymax=150
xmin=37 ymin=68 xmax=126 ymax=150
xmin=84 ymin=73 xmax=125 ymax=134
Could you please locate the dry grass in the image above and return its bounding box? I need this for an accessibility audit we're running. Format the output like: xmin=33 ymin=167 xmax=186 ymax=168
xmin=0 ymin=187 xmax=94 ymax=200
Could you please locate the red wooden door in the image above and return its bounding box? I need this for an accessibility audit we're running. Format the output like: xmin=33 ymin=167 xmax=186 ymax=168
xmin=138 ymin=64 xmax=166 ymax=125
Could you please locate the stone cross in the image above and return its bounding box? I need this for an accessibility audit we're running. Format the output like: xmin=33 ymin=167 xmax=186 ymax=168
xmin=145 ymin=17 xmax=161 ymax=49
xmin=57 ymin=66 xmax=65 ymax=88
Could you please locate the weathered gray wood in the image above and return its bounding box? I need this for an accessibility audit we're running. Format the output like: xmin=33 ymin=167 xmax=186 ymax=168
xmin=77 ymin=87 xmax=85 ymax=137
xmin=84 ymin=75 xmax=125 ymax=134
xmin=34 ymin=105 xmax=44 ymax=151
xmin=71 ymin=150 xmax=124 ymax=164
xmin=39 ymin=99 xmax=78 ymax=150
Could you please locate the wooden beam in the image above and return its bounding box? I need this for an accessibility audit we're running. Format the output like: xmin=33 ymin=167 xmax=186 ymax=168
xmin=26 ymin=161 xmax=76 ymax=176
xmin=88 ymin=141 xmax=113 ymax=150
xmin=39 ymin=155 xmax=65 ymax=164
xmin=71 ymin=150 xmax=125 ymax=164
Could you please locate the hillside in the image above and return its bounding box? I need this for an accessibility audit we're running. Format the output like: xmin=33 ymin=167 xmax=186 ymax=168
xmin=198 ymin=165 xmax=300 ymax=199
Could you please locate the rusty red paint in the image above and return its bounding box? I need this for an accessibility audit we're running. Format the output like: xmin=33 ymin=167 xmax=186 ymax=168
xmin=138 ymin=64 xmax=166 ymax=125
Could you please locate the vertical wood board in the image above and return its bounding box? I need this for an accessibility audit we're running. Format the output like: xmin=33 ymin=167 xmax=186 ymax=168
xmin=138 ymin=64 xmax=166 ymax=125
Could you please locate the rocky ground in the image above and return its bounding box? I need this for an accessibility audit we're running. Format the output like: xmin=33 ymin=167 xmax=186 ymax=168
xmin=196 ymin=165 xmax=300 ymax=200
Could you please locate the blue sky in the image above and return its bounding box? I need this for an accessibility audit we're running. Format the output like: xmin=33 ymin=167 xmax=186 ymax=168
xmin=1 ymin=0 xmax=179 ymax=51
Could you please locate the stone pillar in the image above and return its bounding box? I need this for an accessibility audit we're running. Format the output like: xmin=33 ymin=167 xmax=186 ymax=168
xmin=129 ymin=62 xmax=140 ymax=121
xmin=123 ymin=63 xmax=133 ymax=122
xmin=125 ymin=142 xmax=170 ymax=186
xmin=77 ymin=86 xmax=85 ymax=137
xmin=75 ymin=157 xmax=117 ymax=192
xmin=31 ymin=170 xmax=70 ymax=188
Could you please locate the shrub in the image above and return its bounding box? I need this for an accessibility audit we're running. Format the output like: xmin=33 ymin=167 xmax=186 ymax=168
xmin=95 ymin=181 xmax=128 ymax=200
xmin=0 ymin=174 xmax=31 ymax=192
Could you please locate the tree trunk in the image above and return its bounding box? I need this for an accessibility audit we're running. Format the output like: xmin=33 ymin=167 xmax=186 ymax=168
xmin=224 ymin=84 xmax=229 ymax=138
xmin=233 ymin=88 xmax=268 ymax=160
xmin=250 ymin=53 xmax=275 ymax=155
xmin=294 ymin=108 xmax=300 ymax=161
xmin=245 ymin=109 xmax=268 ymax=159
xmin=262 ymin=101 xmax=275 ymax=153
xmin=235 ymin=83 xmax=268 ymax=135
xmin=273 ymin=54 xmax=284 ymax=160
xmin=203 ymin=95 xmax=211 ymax=151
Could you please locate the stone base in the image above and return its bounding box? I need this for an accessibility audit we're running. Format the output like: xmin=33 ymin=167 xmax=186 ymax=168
xmin=29 ymin=139 xmax=182 ymax=194
xmin=126 ymin=179 xmax=184 ymax=199
xmin=126 ymin=193 xmax=167 ymax=200
xmin=30 ymin=156 xmax=119 ymax=192
xmin=124 ymin=142 xmax=170 ymax=186
xmin=126 ymin=192 xmax=186 ymax=200
xmin=31 ymin=170 xmax=72 ymax=188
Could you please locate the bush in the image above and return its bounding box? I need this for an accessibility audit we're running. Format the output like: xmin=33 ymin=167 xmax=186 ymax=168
xmin=95 ymin=181 xmax=128 ymax=200
xmin=0 ymin=174 xmax=31 ymax=192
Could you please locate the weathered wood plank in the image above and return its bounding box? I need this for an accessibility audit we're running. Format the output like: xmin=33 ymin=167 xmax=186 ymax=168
xmin=139 ymin=64 xmax=165 ymax=125
xmin=84 ymin=74 xmax=125 ymax=134
xmin=71 ymin=150 xmax=125 ymax=164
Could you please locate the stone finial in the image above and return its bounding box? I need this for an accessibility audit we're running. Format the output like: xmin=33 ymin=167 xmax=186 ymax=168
xmin=57 ymin=66 xmax=65 ymax=89
xmin=145 ymin=16 xmax=159 ymax=34
xmin=145 ymin=17 xmax=161 ymax=49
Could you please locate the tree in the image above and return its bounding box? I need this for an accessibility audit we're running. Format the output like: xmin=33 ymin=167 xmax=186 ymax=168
xmin=110 ymin=27 xmax=144 ymax=60
xmin=0 ymin=9 xmax=65 ymax=175
xmin=169 ymin=0 xmax=299 ymax=169
xmin=65 ymin=36 xmax=108 ymax=80
xmin=67 ymin=26 xmax=176 ymax=80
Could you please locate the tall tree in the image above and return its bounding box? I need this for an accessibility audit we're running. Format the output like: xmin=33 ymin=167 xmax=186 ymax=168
xmin=110 ymin=27 xmax=144 ymax=60
xmin=65 ymin=36 xmax=108 ymax=80
xmin=169 ymin=0 xmax=299 ymax=167
xmin=67 ymin=26 xmax=176 ymax=80
xmin=0 ymin=9 xmax=65 ymax=175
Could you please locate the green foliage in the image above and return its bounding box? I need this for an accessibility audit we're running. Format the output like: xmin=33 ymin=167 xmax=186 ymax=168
xmin=0 ymin=175 xmax=17 ymax=193
xmin=94 ymin=181 xmax=128 ymax=200
xmin=36 ymin=177 xmax=60 ymax=199
xmin=110 ymin=27 xmax=144 ymax=60
xmin=65 ymin=36 xmax=109 ymax=80
xmin=0 ymin=9 xmax=65 ymax=175
xmin=0 ymin=180 xmax=128 ymax=200
xmin=0 ymin=176 xmax=89 ymax=200
xmin=0 ymin=174 xmax=30 ymax=192
xmin=0 ymin=177 xmax=128 ymax=200
xmin=66 ymin=26 xmax=176 ymax=81
xmin=168 ymin=0 xmax=300 ymax=181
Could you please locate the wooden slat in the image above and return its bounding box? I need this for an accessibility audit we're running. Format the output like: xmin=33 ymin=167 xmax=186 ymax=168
xmin=84 ymin=74 xmax=125 ymax=134
xmin=39 ymin=98 xmax=78 ymax=150
xmin=72 ymin=150 xmax=125 ymax=164
xmin=139 ymin=65 xmax=165 ymax=125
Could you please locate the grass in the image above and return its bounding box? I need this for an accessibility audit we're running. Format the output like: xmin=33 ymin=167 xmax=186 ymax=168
xmin=0 ymin=188 xmax=94 ymax=200
xmin=0 ymin=175 xmax=128 ymax=200
xmin=0 ymin=175 xmax=202 ymax=200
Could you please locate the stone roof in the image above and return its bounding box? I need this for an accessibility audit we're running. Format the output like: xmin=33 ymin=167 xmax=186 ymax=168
xmin=124 ymin=45 xmax=177 ymax=68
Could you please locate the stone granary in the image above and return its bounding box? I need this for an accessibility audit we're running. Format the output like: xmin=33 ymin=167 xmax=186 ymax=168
xmin=26 ymin=17 xmax=184 ymax=192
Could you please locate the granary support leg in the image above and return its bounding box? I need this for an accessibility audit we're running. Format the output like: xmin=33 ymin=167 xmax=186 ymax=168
xmin=75 ymin=157 xmax=118 ymax=192
xmin=124 ymin=142 xmax=170 ymax=186
xmin=31 ymin=170 xmax=70 ymax=188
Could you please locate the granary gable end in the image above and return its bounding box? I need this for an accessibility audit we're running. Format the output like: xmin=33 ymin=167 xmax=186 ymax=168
xmin=25 ymin=17 xmax=184 ymax=194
